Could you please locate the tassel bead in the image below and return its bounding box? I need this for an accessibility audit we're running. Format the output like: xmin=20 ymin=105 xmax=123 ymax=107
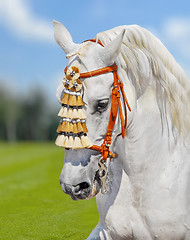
xmin=77 ymin=121 xmax=83 ymax=132
xmin=73 ymin=123 xmax=78 ymax=133
xmin=73 ymin=137 xmax=83 ymax=149
xmin=76 ymin=95 xmax=85 ymax=106
xmin=69 ymin=122 xmax=74 ymax=132
xmin=71 ymin=108 xmax=79 ymax=119
xmin=60 ymin=121 xmax=66 ymax=132
xmin=65 ymin=136 xmax=74 ymax=148
xmin=61 ymin=93 xmax=69 ymax=105
xmin=55 ymin=134 xmax=66 ymax=147
xmin=58 ymin=107 xmax=68 ymax=118
xmin=78 ymin=109 xmax=86 ymax=119
xmin=66 ymin=108 xmax=73 ymax=119
xmin=63 ymin=136 xmax=69 ymax=148
xmin=68 ymin=95 xmax=77 ymax=106
xmin=56 ymin=123 xmax=63 ymax=133
xmin=81 ymin=122 xmax=88 ymax=133
xmin=81 ymin=135 xmax=92 ymax=148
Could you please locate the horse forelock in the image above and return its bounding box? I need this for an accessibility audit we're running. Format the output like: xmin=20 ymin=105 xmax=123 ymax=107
xmin=96 ymin=25 xmax=190 ymax=140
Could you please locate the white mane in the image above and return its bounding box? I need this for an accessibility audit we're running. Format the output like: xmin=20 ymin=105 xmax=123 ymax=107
xmin=96 ymin=25 xmax=190 ymax=139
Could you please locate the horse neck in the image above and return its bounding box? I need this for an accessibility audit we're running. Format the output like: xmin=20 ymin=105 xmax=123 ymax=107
xmin=116 ymin=86 xmax=178 ymax=180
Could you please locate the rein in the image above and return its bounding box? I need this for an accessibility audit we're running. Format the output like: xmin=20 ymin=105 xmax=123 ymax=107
xmin=79 ymin=63 xmax=131 ymax=161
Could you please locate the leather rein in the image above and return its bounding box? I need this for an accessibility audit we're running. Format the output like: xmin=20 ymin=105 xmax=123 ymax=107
xmin=65 ymin=39 xmax=131 ymax=161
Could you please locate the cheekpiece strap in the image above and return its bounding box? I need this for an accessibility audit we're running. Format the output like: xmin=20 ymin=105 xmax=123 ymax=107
xmin=79 ymin=60 xmax=131 ymax=161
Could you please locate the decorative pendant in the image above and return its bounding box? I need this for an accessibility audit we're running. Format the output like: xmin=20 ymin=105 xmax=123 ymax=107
xmin=55 ymin=66 xmax=92 ymax=149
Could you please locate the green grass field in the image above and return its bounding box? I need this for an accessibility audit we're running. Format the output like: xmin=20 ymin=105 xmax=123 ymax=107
xmin=0 ymin=142 xmax=99 ymax=240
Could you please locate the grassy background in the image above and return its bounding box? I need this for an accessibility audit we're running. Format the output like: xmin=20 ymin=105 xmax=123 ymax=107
xmin=0 ymin=142 xmax=99 ymax=240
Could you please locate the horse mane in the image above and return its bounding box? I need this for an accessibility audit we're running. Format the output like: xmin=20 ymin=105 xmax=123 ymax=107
xmin=96 ymin=25 xmax=190 ymax=139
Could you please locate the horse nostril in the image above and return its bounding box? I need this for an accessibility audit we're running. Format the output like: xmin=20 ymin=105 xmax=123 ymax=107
xmin=79 ymin=182 xmax=90 ymax=190
xmin=73 ymin=182 xmax=90 ymax=194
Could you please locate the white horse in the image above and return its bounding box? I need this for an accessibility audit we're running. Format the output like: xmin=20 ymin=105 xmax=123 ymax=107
xmin=53 ymin=20 xmax=190 ymax=240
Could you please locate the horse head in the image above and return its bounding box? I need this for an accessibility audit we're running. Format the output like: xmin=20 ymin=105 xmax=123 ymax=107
xmin=53 ymin=21 xmax=136 ymax=200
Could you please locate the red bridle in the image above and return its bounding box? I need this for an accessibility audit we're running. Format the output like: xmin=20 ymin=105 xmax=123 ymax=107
xmin=64 ymin=39 xmax=131 ymax=161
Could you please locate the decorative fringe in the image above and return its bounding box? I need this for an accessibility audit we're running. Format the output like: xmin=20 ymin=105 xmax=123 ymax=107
xmin=81 ymin=122 xmax=88 ymax=133
xmin=61 ymin=93 xmax=69 ymax=105
xmin=81 ymin=135 xmax=92 ymax=148
xmin=65 ymin=121 xmax=70 ymax=132
xmin=77 ymin=122 xmax=83 ymax=132
xmin=73 ymin=136 xmax=83 ymax=149
xmin=58 ymin=107 xmax=67 ymax=118
xmin=66 ymin=108 xmax=73 ymax=118
xmin=78 ymin=109 xmax=86 ymax=119
xmin=60 ymin=121 xmax=66 ymax=132
xmin=68 ymin=95 xmax=77 ymax=106
xmin=73 ymin=123 xmax=78 ymax=133
xmin=55 ymin=134 xmax=66 ymax=147
xmin=69 ymin=122 xmax=74 ymax=132
xmin=71 ymin=108 xmax=78 ymax=119
xmin=58 ymin=107 xmax=64 ymax=117
xmin=63 ymin=107 xmax=68 ymax=117
xmin=63 ymin=136 xmax=69 ymax=147
xmin=76 ymin=95 xmax=85 ymax=106
xmin=58 ymin=121 xmax=89 ymax=134
xmin=65 ymin=136 xmax=74 ymax=148
xmin=56 ymin=123 xmax=63 ymax=133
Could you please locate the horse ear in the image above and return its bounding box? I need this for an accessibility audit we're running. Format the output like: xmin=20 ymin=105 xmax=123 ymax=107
xmin=101 ymin=29 xmax=125 ymax=66
xmin=53 ymin=20 xmax=76 ymax=55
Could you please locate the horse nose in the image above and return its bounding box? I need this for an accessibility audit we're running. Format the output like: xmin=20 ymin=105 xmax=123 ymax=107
xmin=60 ymin=182 xmax=91 ymax=199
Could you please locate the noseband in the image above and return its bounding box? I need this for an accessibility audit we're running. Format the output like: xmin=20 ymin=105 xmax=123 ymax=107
xmin=56 ymin=39 xmax=131 ymax=163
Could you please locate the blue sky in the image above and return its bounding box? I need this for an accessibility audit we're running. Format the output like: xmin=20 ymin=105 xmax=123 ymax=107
xmin=0 ymin=0 xmax=190 ymax=104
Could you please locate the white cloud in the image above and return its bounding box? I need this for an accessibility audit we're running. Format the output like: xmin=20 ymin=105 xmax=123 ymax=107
xmin=0 ymin=0 xmax=53 ymax=42
xmin=160 ymin=17 xmax=190 ymax=79
xmin=163 ymin=17 xmax=190 ymax=57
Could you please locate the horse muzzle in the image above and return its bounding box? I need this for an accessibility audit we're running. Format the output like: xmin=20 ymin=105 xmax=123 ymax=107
xmin=60 ymin=180 xmax=92 ymax=200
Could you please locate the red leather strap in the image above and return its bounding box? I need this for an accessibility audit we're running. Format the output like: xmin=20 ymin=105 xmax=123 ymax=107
xmin=83 ymin=39 xmax=104 ymax=47
xmin=80 ymin=65 xmax=118 ymax=78
xmin=79 ymin=62 xmax=131 ymax=161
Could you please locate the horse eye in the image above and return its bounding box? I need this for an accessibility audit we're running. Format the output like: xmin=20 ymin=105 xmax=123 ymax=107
xmin=96 ymin=99 xmax=109 ymax=113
